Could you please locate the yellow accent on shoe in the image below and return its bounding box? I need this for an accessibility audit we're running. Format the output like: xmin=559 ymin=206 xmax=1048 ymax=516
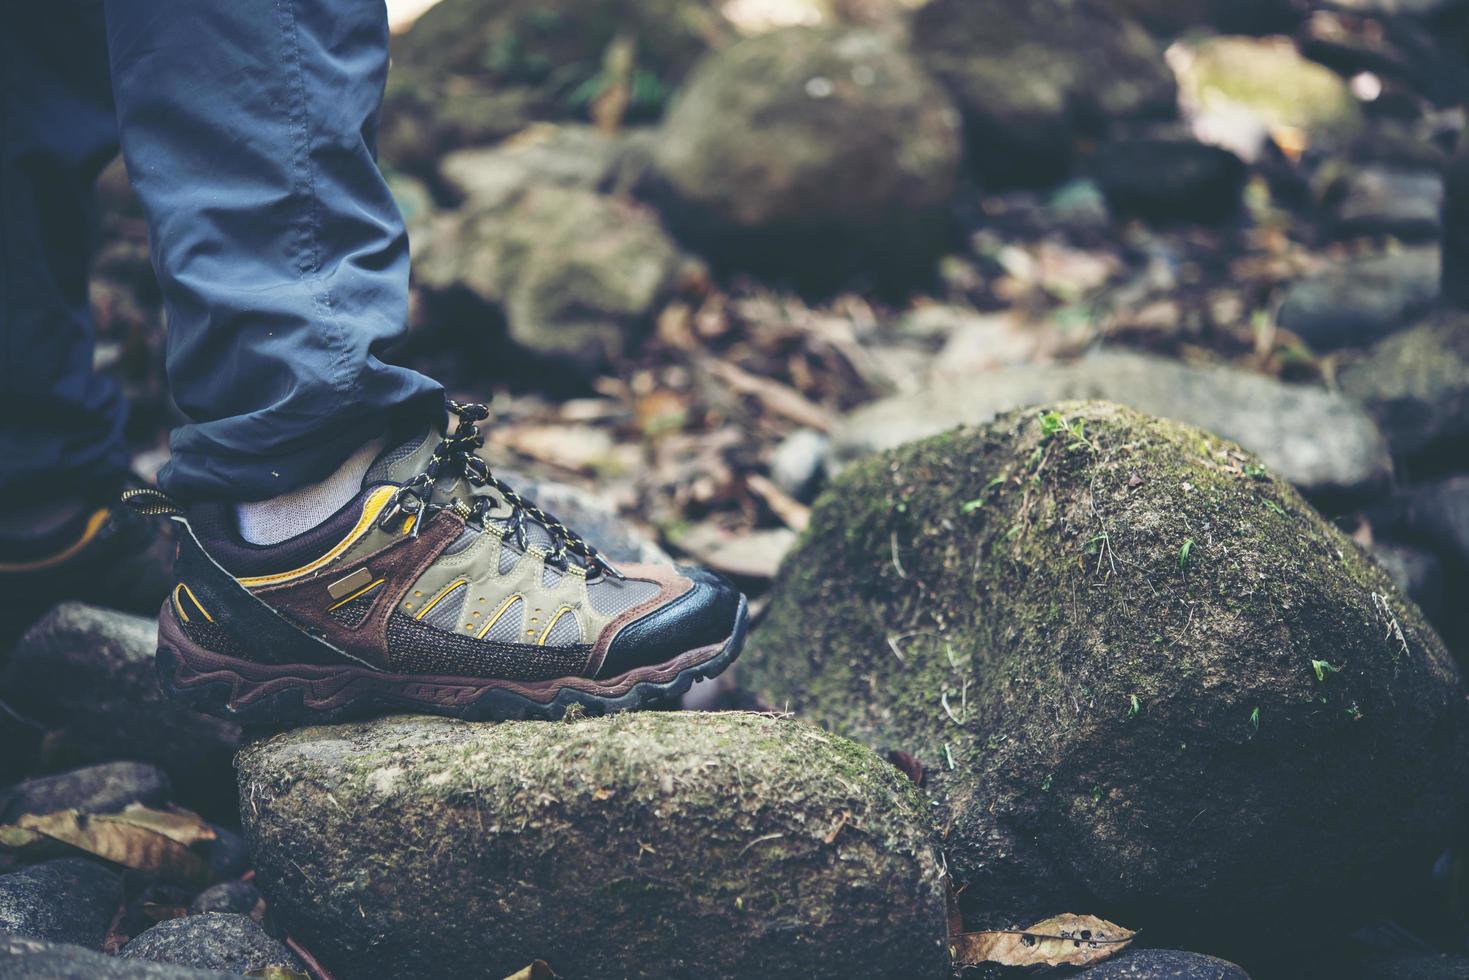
xmin=476 ymin=593 xmax=523 ymax=640
xmin=173 ymin=582 xmax=213 ymax=623
xmin=237 ymin=485 xmax=397 ymax=589
xmin=0 ymin=508 xmax=111 ymax=574
xmin=537 ymin=606 xmax=576 ymax=646
xmin=414 ymin=579 xmax=466 ymax=621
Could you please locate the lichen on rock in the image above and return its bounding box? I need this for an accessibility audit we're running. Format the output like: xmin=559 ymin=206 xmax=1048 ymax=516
xmin=237 ymin=712 xmax=950 ymax=980
xmin=742 ymin=401 xmax=1467 ymax=954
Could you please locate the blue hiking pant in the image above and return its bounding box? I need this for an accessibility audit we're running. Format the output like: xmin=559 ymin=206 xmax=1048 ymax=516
xmin=1 ymin=1 xmax=442 ymax=505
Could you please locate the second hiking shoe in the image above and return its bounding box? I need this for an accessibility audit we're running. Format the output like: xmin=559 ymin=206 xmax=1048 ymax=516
xmin=128 ymin=401 xmax=747 ymax=725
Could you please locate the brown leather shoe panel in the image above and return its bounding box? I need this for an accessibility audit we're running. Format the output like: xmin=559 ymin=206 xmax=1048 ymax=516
xmin=254 ymin=512 xmax=465 ymax=670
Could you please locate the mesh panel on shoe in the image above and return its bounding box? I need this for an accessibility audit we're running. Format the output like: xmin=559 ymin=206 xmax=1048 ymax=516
xmin=588 ymin=576 xmax=661 ymax=616
xmin=497 ymin=542 xmax=521 ymax=575
xmin=386 ymin=614 xmax=588 ymax=680
xmin=443 ymin=528 xmax=480 ymax=555
xmin=542 ymin=609 xmax=582 ymax=646
xmin=327 ymin=590 xmax=378 ymax=628
xmin=542 ymin=563 xmax=563 ymax=589
xmin=485 ymin=597 xmax=524 ymax=643
xmin=421 ymin=583 xmax=468 ymax=631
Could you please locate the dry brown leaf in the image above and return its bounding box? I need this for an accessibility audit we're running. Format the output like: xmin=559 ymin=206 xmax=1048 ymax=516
xmin=745 ymin=473 xmax=810 ymax=532
xmin=10 ymin=806 xmax=213 ymax=886
xmin=949 ymin=914 xmax=1135 ymax=968
xmin=501 ymin=961 xmax=557 ymax=980
xmin=705 ymin=359 xmax=833 ymax=432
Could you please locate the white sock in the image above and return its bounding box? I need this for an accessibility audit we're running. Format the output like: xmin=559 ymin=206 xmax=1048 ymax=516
xmin=237 ymin=435 xmax=386 ymax=546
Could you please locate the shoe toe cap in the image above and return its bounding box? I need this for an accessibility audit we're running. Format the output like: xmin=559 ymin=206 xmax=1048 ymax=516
xmin=596 ymin=565 xmax=743 ymax=679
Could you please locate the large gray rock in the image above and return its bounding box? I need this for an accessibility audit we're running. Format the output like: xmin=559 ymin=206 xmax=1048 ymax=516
xmin=1331 ymin=165 xmax=1444 ymax=241
xmin=417 ymin=184 xmax=687 ymax=372
xmin=1339 ymin=312 xmax=1469 ymax=458
xmin=438 ymin=125 xmax=626 ymax=211
xmin=0 ymin=935 xmax=239 ymax=979
xmin=0 ymin=605 xmax=239 ymax=810
xmin=0 ymin=762 xmax=170 ymax=823
xmin=119 ymin=913 xmax=301 ymax=975
xmin=238 ymin=713 xmax=949 ymax=980
xmin=911 ymin=0 xmax=1176 ymax=185
xmin=745 ymin=402 xmax=1467 ymax=954
xmin=831 ymin=351 xmax=1392 ymax=498
xmin=1078 ymin=949 xmax=1250 ymax=979
xmin=1277 ymin=247 xmax=1440 ymax=351
xmin=0 ymin=858 xmax=121 ymax=948
xmin=645 ymin=25 xmax=961 ymax=289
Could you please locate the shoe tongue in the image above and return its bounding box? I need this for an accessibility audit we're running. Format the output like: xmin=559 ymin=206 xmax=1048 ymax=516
xmin=362 ymin=426 xmax=582 ymax=565
xmin=361 ymin=427 xmax=439 ymax=490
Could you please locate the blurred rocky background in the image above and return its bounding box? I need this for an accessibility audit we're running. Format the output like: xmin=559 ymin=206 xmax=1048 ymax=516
xmin=12 ymin=0 xmax=1469 ymax=977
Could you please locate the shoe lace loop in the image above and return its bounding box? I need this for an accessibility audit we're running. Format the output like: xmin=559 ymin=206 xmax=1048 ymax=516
xmin=381 ymin=400 xmax=622 ymax=580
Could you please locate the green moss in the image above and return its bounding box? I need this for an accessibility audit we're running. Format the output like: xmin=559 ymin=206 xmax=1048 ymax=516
xmin=743 ymin=401 xmax=1466 ymax=953
xmin=237 ymin=712 xmax=947 ymax=980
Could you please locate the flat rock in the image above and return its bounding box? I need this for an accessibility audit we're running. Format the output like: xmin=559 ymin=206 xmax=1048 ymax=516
xmin=0 ymin=605 xmax=239 ymax=812
xmin=0 ymin=858 xmax=121 ymax=948
xmin=1091 ymin=136 xmax=1247 ymax=224
xmin=831 ymin=351 xmax=1392 ymax=499
xmin=119 ymin=913 xmax=301 ymax=975
xmin=1339 ymin=312 xmax=1469 ymax=458
xmin=0 ymin=762 xmax=170 ymax=823
xmin=1277 ymin=247 xmax=1440 ymax=351
xmin=1078 ymin=949 xmax=1251 ymax=979
xmin=237 ymin=713 xmax=949 ymax=980
xmin=0 ymin=934 xmax=239 ymax=979
xmin=1332 ymin=165 xmax=1444 ymax=241
xmin=746 ymin=402 xmax=1467 ymax=956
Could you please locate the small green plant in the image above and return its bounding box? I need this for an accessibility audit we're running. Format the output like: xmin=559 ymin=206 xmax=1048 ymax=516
xmin=1250 ymin=706 xmax=1261 ymax=731
xmin=1091 ymin=785 xmax=1104 ymax=804
xmin=1263 ymin=499 xmax=1287 ymax=517
xmin=1311 ymin=659 xmax=1341 ymax=682
xmin=1179 ymin=538 xmax=1194 ymax=573
xmin=1344 ymin=701 xmax=1363 ymax=721
xmin=1038 ymin=410 xmax=1096 ymax=452
xmin=960 ymin=498 xmax=985 ymax=515
xmin=1244 ymin=463 xmax=1268 ymax=480
xmin=1127 ymin=694 xmax=1141 ymax=719
xmin=1041 ymin=773 xmax=1053 ymax=792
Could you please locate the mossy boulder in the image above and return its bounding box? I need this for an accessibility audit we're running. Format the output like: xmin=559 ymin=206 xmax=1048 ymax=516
xmin=644 ymin=26 xmax=962 ymax=290
xmin=1339 ymin=312 xmax=1469 ymax=459
xmin=237 ymin=713 xmax=949 ymax=980
xmin=742 ymin=402 xmax=1467 ymax=955
xmin=910 ymin=0 xmax=1177 ymax=185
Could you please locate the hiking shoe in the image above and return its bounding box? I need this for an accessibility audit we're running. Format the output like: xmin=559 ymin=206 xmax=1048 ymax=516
xmin=0 ymin=483 xmax=172 ymax=645
xmin=127 ymin=400 xmax=747 ymax=725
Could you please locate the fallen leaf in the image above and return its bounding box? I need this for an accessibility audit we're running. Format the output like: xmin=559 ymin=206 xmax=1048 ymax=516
xmin=886 ymin=750 xmax=924 ymax=787
xmin=5 ymin=805 xmax=214 ymax=886
xmin=949 ymin=913 xmax=1135 ymax=968
xmin=501 ymin=961 xmax=557 ymax=980
xmin=745 ymin=473 xmax=810 ymax=532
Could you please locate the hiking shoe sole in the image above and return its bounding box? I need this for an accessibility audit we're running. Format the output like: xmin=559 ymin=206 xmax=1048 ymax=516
xmin=155 ymin=594 xmax=747 ymax=726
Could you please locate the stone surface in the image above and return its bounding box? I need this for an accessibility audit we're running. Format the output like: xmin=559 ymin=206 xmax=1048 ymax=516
xmin=0 ymin=858 xmax=121 ymax=948
xmin=1077 ymin=948 xmax=1251 ymax=979
xmin=417 ymin=183 xmax=687 ymax=372
xmin=1331 ymin=165 xmax=1444 ymax=241
xmin=379 ymin=0 xmax=726 ymax=173
xmin=0 ymin=605 xmax=240 ymax=812
xmin=911 ymin=0 xmax=1176 ymax=185
xmin=438 ymin=124 xmax=624 ymax=211
xmin=645 ymin=26 xmax=961 ymax=288
xmin=1339 ymin=312 xmax=1469 ymax=458
xmin=237 ymin=713 xmax=949 ymax=980
xmin=831 ymin=350 xmax=1392 ymax=499
xmin=1276 ymin=247 xmax=1440 ymax=351
xmin=0 ymin=762 xmax=170 ymax=823
xmin=769 ymin=429 xmax=830 ymax=502
xmin=1091 ymin=136 xmax=1247 ymax=223
xmin=186 ymin=880 xmax=262 ymax=917
xmin=1350 ymin=952 xmax=1469 ymax=979
xmin=0 ymin=935 xmax=240 ymax=980
xmin=745 ymin=402 xmax=1467 ymax=954
xmin=119 ymin=913 xmax=301 ymax=975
